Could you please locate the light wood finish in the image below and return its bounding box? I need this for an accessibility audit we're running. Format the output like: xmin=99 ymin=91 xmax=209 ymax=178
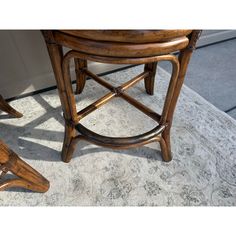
xmin=0 ymin=95 xmax=23 ymax=118
xmin=0 ymin=140 xmax=49 ymax=192
xmin=42 ymin=30 xmax=201 ymax=163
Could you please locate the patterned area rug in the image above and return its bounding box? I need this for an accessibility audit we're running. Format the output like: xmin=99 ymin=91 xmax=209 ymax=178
xmin=0 ymin=66 xmax=236 ymax=206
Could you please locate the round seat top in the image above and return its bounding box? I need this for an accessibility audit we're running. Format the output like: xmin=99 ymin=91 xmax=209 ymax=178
xmin=60 ymin=30 xmax=192 ymax=43
xmin=55 ymin=30 xmax=192 ymax=58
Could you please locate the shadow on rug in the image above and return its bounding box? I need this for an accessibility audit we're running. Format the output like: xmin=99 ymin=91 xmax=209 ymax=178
xmin=0 ymin=66 xmax=236 ymax=206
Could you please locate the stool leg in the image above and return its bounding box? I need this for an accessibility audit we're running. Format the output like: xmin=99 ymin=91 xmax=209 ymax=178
xmin=0 ymin=140 xmax=49 ymax=192
xmin=61 ymin=122 xmax=77 ymax=163
xmin=144 ymin=62 xmax=158 ymax=95
xmin=75 ymin=58 xmax=87 ymax=94
xmin=159 ymin=51 xmax=189 ymax=162
xmin=159 ymin=32 xmax=200 ymax=162
xmin=160 ymin=127 xmax=172 ymax=162
xmin=42 ymin=31 xmax=78 ymax=163
xmin=0 ymin=95 xmax=23 ymax=118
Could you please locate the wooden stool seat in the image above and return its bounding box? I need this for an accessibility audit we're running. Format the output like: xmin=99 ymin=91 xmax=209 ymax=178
xmin=60 ymin=30 xmax=192 ymax=43
xmin=42 ymin=30 xmax=201 ymax=163
xmin=54 ymin=30 xmax=191 ymax=58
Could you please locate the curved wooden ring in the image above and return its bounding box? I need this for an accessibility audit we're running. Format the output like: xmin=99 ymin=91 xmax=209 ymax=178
xmin=60 ymin=30 xmax=192 ymax=43
xmin=75 ymin=123 xmax=164 ymax=149
xmin=54 ymin=31 xmax=189 ymax=58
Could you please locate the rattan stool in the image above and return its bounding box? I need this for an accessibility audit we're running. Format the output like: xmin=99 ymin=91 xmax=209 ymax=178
xmin=42 ymin=30 xmax=201 ymax=163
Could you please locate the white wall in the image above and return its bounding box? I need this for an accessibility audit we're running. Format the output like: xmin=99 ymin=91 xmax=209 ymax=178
xmin=0 ymin=30 xmax=235 ymax=99
xmin=0 ymin=30 xmax=124 ymax=99
xmin=0 ymin=30 xmax=52 ymax=98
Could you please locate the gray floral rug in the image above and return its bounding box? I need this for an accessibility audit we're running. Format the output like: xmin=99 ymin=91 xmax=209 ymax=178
xmin=0 ymin=66 xmax=236 ymax=206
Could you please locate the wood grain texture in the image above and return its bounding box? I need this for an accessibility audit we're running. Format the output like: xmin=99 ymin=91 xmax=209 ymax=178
xmin=60 ymin=30 xmax=192 ymax=43
xmin=54 ymin=31 xmax=190 ymax=58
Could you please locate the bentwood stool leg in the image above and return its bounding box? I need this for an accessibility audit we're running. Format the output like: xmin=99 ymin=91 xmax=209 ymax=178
xmin=74 ymin=58 xmax=87 ymax=94
xmin=0 ymin=140 xmax=49 ymax=192
xmin=62 ymin=122 xmax=78 ymax=163
xmin=42 ymin=31 xmax=78 ymax=163
xmin=159 ymin=31 xmax=201 ymax=161
xmin=144 ymin=62 xmax=158 ymax=95
xmin=0 ymin=95 xmax=23 ymax=118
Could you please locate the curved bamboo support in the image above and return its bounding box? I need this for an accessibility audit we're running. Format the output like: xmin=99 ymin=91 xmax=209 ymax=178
xmin=159 ymin=30 xmax=202 ymax=162
xmin=144 ymin=62 xmax=158 ymax=95
xmin=61 ymin=51 xmax=180 ymax=162
xmin=0 ymin=95 xmax=23 ymax=118
xmin=74 ymin=58 xmax=87 ymax=94
xmin=0 ymin=140 xmax=50 ymax=192
xmin=42 ymin=30 xmax=200 ymax=163
xmin=76 ymin=123 xmax=165 ymax=149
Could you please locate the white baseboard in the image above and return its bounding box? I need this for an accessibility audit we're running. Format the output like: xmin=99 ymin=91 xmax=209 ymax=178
xmin=1 ymin=62 xmax=126 ymax=99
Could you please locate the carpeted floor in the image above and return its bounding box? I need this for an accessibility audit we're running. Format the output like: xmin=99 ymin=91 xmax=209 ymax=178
xmin=0 ymin=66 xmax=236 ymax=206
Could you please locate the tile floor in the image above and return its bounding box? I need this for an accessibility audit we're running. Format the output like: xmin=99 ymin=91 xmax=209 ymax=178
xmin=159 ymin=38 xmax=236 ymax=120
